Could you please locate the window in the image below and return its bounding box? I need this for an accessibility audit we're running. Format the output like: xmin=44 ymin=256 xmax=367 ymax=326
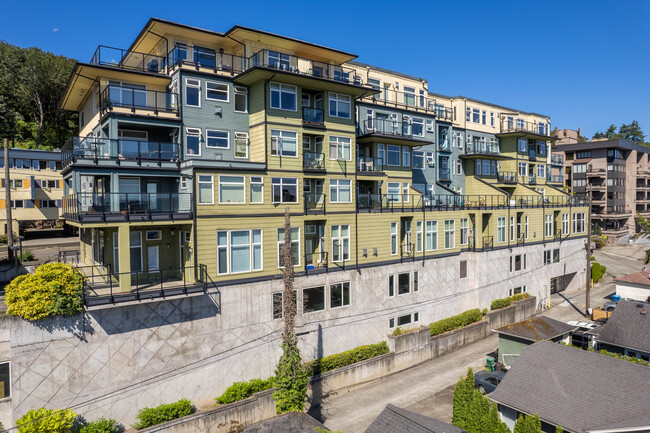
xmin=517 ymin=138 xmax=527 ymax=152
xmin=387 ymin=182 xmax=401 ymax=202
xmin=186 ymin=127 xmax=201 ymax=156
xmin=271 ymin=130 xmax=297 ymax=157
xmin=272 ymin=291 xmax=296 ymax=319
xmin=387 ymin=145 xmax=400 ymax=166
xmin=402 ymin=183 xmax=410 ymax=203
xmin=553 ymin=248 xmax=560 ymax=263
xmin=206 ymin=130 xmax=229 ymax=148
xmin=329 ymin=136 xmax=351 ymax=160
xmin=185 ymin=78 xmax=201 ymax=107
xmin=330 ymin=282 xmax=351 ymax=308
xmin=537 ymin=164 xmax=545 ymax=178
xmin=198 ymin=175 xmax=213 ymax=204
xmin=444 ymin=220 xmax=455 ymax=249
xmin=270 ymin=83 xmax=297 ymax=111
xmin=456 ymin=159 xmax=463 ymax=176
xmin=525 ymin=215 xmax=529 ymax=240
xmin=329 ymin=93 xmax=351 ymax=118
xmin=413 ymin=271 xmax=419 ymax=292
xmin=40 ymin=200 xmax=57 ymax=208
xmin=573 ymin=213 xmax=585 ymax=233
xmin=206 ymin=81 xmax=228 ymax=101
xmin=416 ymin=221 xmax=423 ymax=252
xmin=472 ymin=108 xmax=480 ymax=123
xmin=544 ymin=214 xmax=553 ymax=237
xmin=331 ymin=225 xmax=350 ymax=262
xmin=412 ymin=118 xmax=424 ymax=137
xmin=389 ymin=274 xmax=395 ymax=297
xmin=460 ymin=260 xmax=468 ymax=278
xmin=277 ymin=227 xmax=300 ymax=267
xmin=272 ymin=177 xmax=298 ymax=203
xmin=426 ymin=220 xmax=438 ymax=251
xmin=250 ymin=176 xmax=263 ymax=203
xmin=303 ymin=286 xmax=325 ymax=313
xmin=398 ymin=272 xmax=410 ymax=295
xmin=562 ymin=213 xmax=569 ymax=235
xmin=490 ymin=112 xmax=495 ymax=126
xmin=403 ymin=86 xmax=416 ymax=105
xmin=216 ymin=229 xmax=262 ymax=275
xmin=573 ymin=163 xmax=586 ymax=173
xmin=426 ymin=119 xmax=434 ymax=132
xmin=544 ymin=250 xmax=552 ymax=265
xmin=330 ymin=179 xmax=351 ymax=203
xmin=510 ymin=216 xmax=515 ymax=241
xmin=146 ymin=230 xmax=161 ymax=241
xmin=130 ymin=232 xmax=142 ymax=273
xmin=402 ymin=147 xmax=410 ymax=168
xmin=219 ymin=175 xmax=245 ymax=203
xmin=180 ymin=176 xmax=188 ymax=190
xmin=0 ymin=361 xmax=10 ymax=399
xmin=10 ymin=200 xmax=24 ymax=208
xmin=460 ymin=218 xmax=468 ymax=245
xmin=368 ymin=78 xmax=381 ymax=95
xmin=235 ymin=132 xmax=249 ymax=158
xmin=518 ymin=162 xmax=528 ymax=177
xmin=41 ymin=179 xmax=57 ymax=188
xmin=413 ymin=151 xmax=425 ymax=169
xmin=49 ymin=160 xmax=56 ymax=171
xmin=234 ymin=86 xmax=248 ymax=112
xmin=508 ymin=286 xmax=527 ymax=297
xmin=497 ymin=217 xmax=506 ymax=243
xmin=391 ymin=222 xmax=398 ymax=255
xmin=482 ymin=110 xmax=487 ymax=125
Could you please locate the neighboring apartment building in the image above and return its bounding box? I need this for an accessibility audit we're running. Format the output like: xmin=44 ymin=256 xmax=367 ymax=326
xmin=0 ymin=148 xmax=63 ymax=235
xmin=552 ymin=127 xmax=582 ymax=145
xmin=47 ymin=18 xmax=589 ymax=421
xmin=552 ymin=139 xmax=650 ymax=241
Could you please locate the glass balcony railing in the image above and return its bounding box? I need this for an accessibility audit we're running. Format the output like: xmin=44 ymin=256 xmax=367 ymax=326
xmin=359 ymin=89 xmax=453 ymax=119
xmin=501 ymin=120 xmax=549 ymax=136
xmin=90 ymin=45 xmax=166 ymax=73
xmin=167 ymin=46 xmax=247 ymax=73
xmin=302 ymin=107 xmax=324 ymax=127
xmin=359 ymin=119 xmax=428 ymax=140
xmin=497 ymin=172 xmax=517 ymax=183
xmin=547 ymin=174 xmax=564 ymax=183
xmin=100 ymin=85 xmax=179 ymax=115
xmin=303 ymin=152 xmax=325 ymax=170
xmin=550 ymin=154 xmax=564 ymax=165
xmin=465 ymin=142 xmax=500 ymax=155
xmin=357 ymin=156 xmax=384 ymax=173
xmin=62 ymin=136 xmax=180 ymax=168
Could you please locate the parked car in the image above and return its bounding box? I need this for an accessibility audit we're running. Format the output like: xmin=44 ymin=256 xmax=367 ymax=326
xmin=474 ymin=370 xmax=506 ymax=394
xmin=603 ymin=301 xmax=617 ymax=312
xmin=567 ymin=320 xmax=599 ymax=330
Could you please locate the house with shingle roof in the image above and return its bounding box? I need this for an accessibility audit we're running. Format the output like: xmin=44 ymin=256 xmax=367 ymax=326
xmin=489 ymin=340 xmax=650 ymax=433
xmin=595 ymin=300 xmax=650 ymax=361
xmin=364 ymin=404 xmax=467 ymax=433
xmin=614 ymin=271 xmax=650 ymax=302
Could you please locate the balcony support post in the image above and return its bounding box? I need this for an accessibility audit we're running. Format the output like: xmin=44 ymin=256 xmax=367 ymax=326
xmin=117 ymin=225 xmax=132 ymax=293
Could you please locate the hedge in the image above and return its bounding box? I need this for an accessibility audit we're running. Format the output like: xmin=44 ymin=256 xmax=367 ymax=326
xmin=16 ymin=408 xmax=77 ymax=433
xmin=78 ymin=418 xmax=120 ymax=433
xmin=215 ymin=377 xmax=274 ymax=405
xmin=304 ymin=341 xmax=389 ymax=376
xmin=592 ymin=262 xmax=606 ymax=284
xmin=490 ymin=293 xmax=531 ymax=311
xmin=133 ymin=399 xmax=193 ymax=430
xmin=429 ymin=309 xmax=485 ymax=337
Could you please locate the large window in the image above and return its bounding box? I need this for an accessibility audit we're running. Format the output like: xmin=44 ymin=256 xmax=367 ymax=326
xmin=186 ymin=127 xmax=201 ymax=156
xmin=234 ymin=86 xmax=248 ymax=112
xmin=545 ymin=214 xmax=553 ymax=237
xmin=329 ymin=136 xmax=351 ymax=160
xmin=460 ymin=218 xmax=469 ymax=245
xmin=303 ymin=286 xmax=325 ymax=313
xmin=497 ymin=217 xmax=506 ymax=243
xmin=426 ymin=220 xmax=438 ymax=251
xmin=562 ymin=213 xmax=569 ymax=235
xmin=537 ymin=164 xmax=545 ymax=178
xmin=219 ymin=176 xmax=245 ymax=203
xmin=329 ymin=93 xmax=351 ymax=118
xmin=391 ymin=222 xmax=398 ymax=255
xmin=444 ymin=220 xmax=455 ymax=249
xmin=518 ymin=162 xmax=528 ymax=176
xmin=206 ymin=130 xmax=229 ymax=148
xmin=573 ymin=213 xmax=585 ymax=233
xmin=518 ymin=138 xmax=527 ymax=152
xmin=277 ymin=227 xmax=300 ymax=267
xmin=412 ymin=118 xmax=424 ymax=137
xmin=331 ymin=225 xmax=350 ymax=262
xmin=398 ymin=272 xmax=411 ymax=295
xmin=387 ymin=182 xmax=401 ymax=202
xmin=185 ymin=78 xmax=200 ymax=107
xmin=270 ymin=83 xmax=297 ymax=111
xmin=250 ymin=176 xmax=263 ymax=203
xmin=217 ymin=229 xmax=262 ymax=274
xmin=271 ymin=177 xmax=298 ymax=203
xmin=271 ymin=130 xmax=297 ymax=157
xmin=206 ymin=81 xmax=228 ymax=102
xmin=387 ymin=145 xmax=400 ymax=166
xmin=272 ymin=290 xmax=296 ymax=319
xmin=413 ymin=151 xmax=425 ymax=169
xmin=198 ymin=175 xmax=213 ymax=204
xmin=330 ymin=179 xmax=351 ymax=203
xmin=0 ymin=361 xmax=10 ymax=399
xmin=330 ymin=282 xmax=350 ymax=308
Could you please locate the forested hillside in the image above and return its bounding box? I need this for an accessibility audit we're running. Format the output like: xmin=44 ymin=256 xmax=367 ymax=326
xmin=0 ymin=41 xmax=78 ymax=149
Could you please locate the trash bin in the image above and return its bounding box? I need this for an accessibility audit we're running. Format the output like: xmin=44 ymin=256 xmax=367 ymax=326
xmin=612 ymin=295 xmax=621 ymax=303
xmin=486 ymin=357 xmax=495 ymax=372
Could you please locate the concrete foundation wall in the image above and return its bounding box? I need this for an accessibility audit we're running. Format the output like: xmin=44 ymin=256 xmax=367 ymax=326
xmin=0 ymin=238 xmax=584 ymax=429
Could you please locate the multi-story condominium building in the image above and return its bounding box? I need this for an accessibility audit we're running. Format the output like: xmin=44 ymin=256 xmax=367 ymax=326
xmin=552 ymin=127 xmax=582 ymax=145
xmin=56 ymin=18 xmax=588 ymax=400
xmin=552 ymin=138 xmax=650 ymax=241
xmin=0 ymin=148 xmax=63 ymax=235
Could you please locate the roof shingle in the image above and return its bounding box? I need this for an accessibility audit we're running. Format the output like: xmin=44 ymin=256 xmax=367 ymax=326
xmin=596 ymin=300 xmax=650 ymax=353
xmin=364 ymin=404 xmax=467 ymax=433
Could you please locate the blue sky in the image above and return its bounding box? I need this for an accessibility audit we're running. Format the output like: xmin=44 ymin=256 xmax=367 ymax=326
xmin=2 ymin=0 xmax=649 ymax=138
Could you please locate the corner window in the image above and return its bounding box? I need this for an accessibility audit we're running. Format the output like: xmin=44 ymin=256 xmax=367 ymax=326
xmin=206 ymin=81 xmax=229 ymax=102
xmin=270 ymin=83 xmax=297 ymax=111
xmin=234 ymin=86 xmax=248 ymax=113
xmin=206 ymin=130 xmax=229 ymax=148
xmin=219 ymin=175 xmax=245 ymax=204
xmin=185 ymin=78 xmax=201 ymax=107
xmin=329 ymin=93 xmax=351 ymax=118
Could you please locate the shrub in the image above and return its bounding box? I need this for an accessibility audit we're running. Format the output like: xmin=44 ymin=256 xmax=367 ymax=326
xmin=78 ymin=418 xmax=119 ymax=433
xmin=5 ymin=263 xmax=83 ymax=320
xmin=592 ymin=262 xmax=606 ymax=283
xmin=304 ymin=341 xmax=390 ymax=376
xmin=491 ymin=293 xmax=531 ymax=310
xmin=19 ymin=250 xmax=35 ymax=261
xmin=133 ymin=399 xmax=192 ymax=430
xmin=429 ymin=309 xmax=483 ymax=337
xmin=273 ymin=338 xmax=309 ymax=414
xmin=16 ymin=407 xmax=77 ymax=433
xmin=215 ymin=378 xmax=274 ymax=405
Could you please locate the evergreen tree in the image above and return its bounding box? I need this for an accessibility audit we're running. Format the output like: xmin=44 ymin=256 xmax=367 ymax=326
xmin=465 ymin=390 xmax=490 ymax=433
xmin=482 ymin=403 xmax=510 ymax=433
xmin=619 ymin=120 xmax=645 ymax=143
xmin=452 ymin=367 xmax=474 ymax=430
xmin=514 ymin=414 xmax=542 ymax=433
xmin=555 ymin=426 xmax=564 ymax=433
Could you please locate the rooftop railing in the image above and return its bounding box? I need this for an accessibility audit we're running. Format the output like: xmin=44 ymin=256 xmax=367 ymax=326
xmin=62 ymin=136 xmax=180 ymax=168
xmin=166 ymin=46 xmax=247 ymax=74
xmin=359 ymin=89 xmax=452 ymax=119
xmin=500 ymin=120 xmax=549 ymax=136
xmin=90 ymin=45 xmax=166 ymax=73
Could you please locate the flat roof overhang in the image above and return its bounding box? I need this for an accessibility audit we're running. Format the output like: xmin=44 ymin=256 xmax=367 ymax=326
xmin=356 ymin=133 xmax=432 ymax=147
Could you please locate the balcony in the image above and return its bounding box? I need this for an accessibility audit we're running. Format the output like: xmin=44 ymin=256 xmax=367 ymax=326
xmin=167 ymin=46 xmax=247 ymax=74
xmin=304 ymin=193 xmax=326 ymax=214
xmin=550 ymin=154 xmax=564 ymax=165
xmin=305 ymin=251 xmax=328 ymax=272
xmin=100 ymin=85 xmax=179 ymax=117
xmin=528 ymin=149 xmax=537 ymax=160
xmin=547 ymin=174 xmax=563 ymax=184
xmin=465 ymin=142 xmax=500 ymax=156
xmin=61 ymin=136 xmax=180 ymax=169
xmin=90 ymin=45 xmax=166 ymax=73
xmin=528 ymin=175 xmax=537 ymax=185
xmin=358 ymin=119 xmax=431 ymax=144
xmin=400 ymin=243 xmax=415 ymax=260
xmin=586 ymin=165 xmax=606 ymax=177
xmin=357 ymin=194 xmax=423 ymax=212
xmin=359 ymin=89 xmax=452 ymax=119
xmin=438 ymin=139 xmax=452 ymax=153
xmin=438 ymin=169 xmax=451 ymax=181
xmin=63 ymin=192 xmax=193 ymax=223
xmin=357 ymin=156 xmax=384 ymax=174
xmin=500 ymin=120 xmax=549 ymax=137
xmin=497 ymin=171 xmax=517 ymax=184
xmin=302 ymin=107 xmax=324 ymax=128
xmin=303 ymin=152 xmax=325 ymax=171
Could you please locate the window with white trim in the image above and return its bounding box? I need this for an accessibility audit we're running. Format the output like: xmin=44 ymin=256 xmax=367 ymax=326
xmin=444 ymin=220 xmax=455 ymax=249
xmin=573 ymin=213 xmax=585 ymax=233
xmin=508 ymin=286 xmax=527 ymax=297
xmin=219 ymin=175 xmax=245 ymax=203
xmin=545 ymin=214 xmax=553 ymax=237
xmin=217 ymin=229 xmax=262 ymax=274
xmin=303 ymin=286 xmax=325 ymax=313
xmin=460 ymin=218 xmax=468 ymax=245
xmin=329 ymin=136 xmax=351 ymax=160
xmin=270 ymin=83 xmax=296 ymax=111
xmin=537 ymin=164 xmax=545 ymax=178
xmin=426 ymin=220 xmax=438 ymax=251
xmin=413 ymin=151 xmax=425 ymax=169
xmin=518 ymin=162 xmax=528 ymax=176
xmin=387 ymin=145 xmax=400 ymax=166
xmin=186 ymin=127 xmax=201 ymax=156
xmin=198 ymin=175 xmax=213 ymax=204
xmin=416 ymin=221 xmax=423 ymax=252
xmin=270 ymin=130 xmax=297 ymax=157
xmin=412 ymin=118 xmax=424 ymax=137
xmin=185 ymin=78 xmax=200 ymax=107
xmin=272 ymin=290 xmax=297 ymax=319
xmin=331 ymin=225 xmax=350 ymax=262
xmin=330 ymin=179 xmax=351 ymax=203
xmin=387 ymin=182 xmax=401 ymax=202
xmin=562 ymin=213 xmax=569 ymax=235
xmin=402 ymin=147 xmax=410 ymax=167
xmin=146 ymin=230 xmax=161 ymax=241
xmin=390 ymin=222 xmax=398 ymax=255
xmin=206 ymin=130 xmax=229 ymax=148
xmin=330 ymin=282 xmax=350 ymax=308
xmin=510 ymin=216 xmax=515 ymax=241
xmin=234 ymin=132 xmax=248 ymax=158
xmin=234 ymin=86 xmax=248 ymax=112
xmin=497 ymin=217 xmax=506 ymax=243
xmin=206 ymin=81 xmax=228 ymax=102
xmin=328 ymin=93 xmax=351 ymax=118
xmin=278 ymin=227 xmax=300 ymax=267
xmin=271 ymin=177 xmax=298 ymax=203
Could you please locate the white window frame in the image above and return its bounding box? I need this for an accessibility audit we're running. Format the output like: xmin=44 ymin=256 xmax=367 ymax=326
xmin=270 ymin=129 xmax=298 ymax=157
xmin=271 ymin=177 xmax=298 ymax=203
xmin=331 ymin=224 xmax=350 ymax=263
xmin=402 ymin=147 xmax=410 ymax=167
xmin=205 ymin=81 xmax=229 ymax=102
xmin=270 ymin=82 xmax=297 ymax=111
xmin=416 ymin=221 xmax=423 ymax=252
xmin=545 ymin=214 xmax=553 ymax=238
xmin=185 ymin=127 xmax=202 ymax=157
xmin=217 ymin=229 xmax=263 ymax=275
xmin=412 ymin=117 xmax=425 ymax=137
xmin=497 ymin=216 xmax=506 ymax=243
xmin=328 ymin=92 xmax=351 ymax=119
xmin=562 ymin=213 xmax=569 ymax=235
xmin=329 ymin=179 xmax=352 ymax=203
xmin=460 ymin=218 xmax=468 ymax=246
xmin=206 ymin=129 xmax=229 ymax=149
xmin=234 ymin=86 xmax=248 ymax=113
xmin=426 ymin=220 xmax=438 ymax=251
xmin=234 ymin=132 xmax=249 ymax=159
xmin=197 ymin=175 xmax=214 ymax=205
xmin=218 ymin=175 xmax=245 ymax=204
xmin=185 ymin=78 xmax=201 ymax=108
xmin=277 ymin=227 xmax=301 ymax=268
xmin=390 ymin=222 xmax=398 ymax=255
xmin=329 ymin=136 xmax=352 ymax=161
xmin=250 ymin=176 xmax=263 ymax=203
xmin=444 ymin=220 xmax=455 ymax=249
xmin=573 ymin=213 xmax=585 ymax=233
xmin=146 ymin=230 xmax=162 ymax=241
xmin=329 ymin=281 xmax=351 ymax=309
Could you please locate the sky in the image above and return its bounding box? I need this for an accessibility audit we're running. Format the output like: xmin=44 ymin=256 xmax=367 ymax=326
xmin=2 ymin=0 xmax=649 ymax=139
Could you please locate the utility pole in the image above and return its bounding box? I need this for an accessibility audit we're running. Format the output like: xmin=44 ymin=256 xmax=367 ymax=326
xmin=3 ymin=139 xmax=13 ymax=261
xmin=585 ymin=185 xmax=592 ymax=316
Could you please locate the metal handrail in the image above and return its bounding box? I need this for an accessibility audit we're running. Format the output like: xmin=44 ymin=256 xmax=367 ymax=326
xmin=303 ymin=152 xmax=325 ymax=170
xmin=302 ymin=107 xmax=324 ymax=127
xmin=359 ymin=119 xmax=429 ymax=140
xmin=61 ymin=136 xmax=180 ymax=168
xmin=500 ymin=119 xmax=549 ymax=136
xmin=100 ymin=85 xmax=179 ymax=115
xmin=357 ymin=156 xmax=384 ymax=172
xmin=305 ymin=251 xmax=328 ymax=272
xmin=166 ymin=46 xmax=247 ymax=74
xmin=90 ymin=45 xmax=165 ymax=73
xmin=304 ymin=193 xmax=326 ymax=213
xmin=359 ymin=88 xmax=451 ymax=118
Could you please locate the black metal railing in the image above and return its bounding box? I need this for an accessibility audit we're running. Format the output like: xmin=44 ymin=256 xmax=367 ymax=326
xmin=302 ymin=107 xmax=324 ymax=127
xmin=497 ymin=172 xmax=517 ymax=183
xmin=528 ymin=175 xmax=537 ymax=185
xmin=359 ymin=119 xmax=430 ymax=140
xmin=63 ymin=192 xmax=193 ymax=222
xmin=357 ymin=194 xmax=423 ymax=211
xmin=100 ymin=85 xmax=179 ymax=115
xmin=482 ymin=236 xmax=494 ymax=250
xmin=547 ymin=174 xmax=563 ymax=183
xmin=304 ymin=193 xmax=326 ymax=213
xmin=359 ymin=89 xmax=452 ymax=118
xmin=439 ymin=169 xmax=451 ymax=181
xmin=58 ymin=250 xmax=80 ymax=264
xmin=305 ymin=251 xmax=328 ymax=272
xmin=90 ymin=45 xmax=165 ymax=73
xmin=465 ymin=141 xmax=500 ymax=155
xmin=80 ymin=264 xmax=212 ymax=307
xmin=554 ymin=228 xmax=563 ymax=241
xmin=357 ymin=156 xmax=384 ymax=173
xmin=166 ymin=46 xmax=247 ymax=74
xmin=303 ymin=152 xmax=325 ymax=170
xmin=400 ymin=243 xmax=415 ymax=259
xmin=551 ymin=154 xmax=564 ymax=165
xmin=62 ymin=136 xmax=180 ymax=168
xmin=500 ymin=120 xmax=549 ymax=136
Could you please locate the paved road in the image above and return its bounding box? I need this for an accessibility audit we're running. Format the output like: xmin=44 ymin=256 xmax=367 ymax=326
xmin=319 ymin=244 xmax=648 ymax=433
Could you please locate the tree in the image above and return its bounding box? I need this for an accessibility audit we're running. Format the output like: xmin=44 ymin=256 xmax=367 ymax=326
xmin=593 ymin=124 xmax=619 ymax=140
xmin=465 ymin=390 xmax=490 ymax=433
xmin=513 ymin=414 xmax=542 ymax=433
xmin=619 ymin=120 xmax=645 ymax=143
xmin=273 ymin=208 xmax=309 ymax=414
xmin=555 ymin=426 xmax=564 ymax=433
xmin=452 ymin=367 xmax=475 ymax=430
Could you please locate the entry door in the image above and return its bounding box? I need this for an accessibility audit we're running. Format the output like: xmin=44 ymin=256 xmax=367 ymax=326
xmin=147 ymin=245 xmax=159 ymax=272
xmin=147 ymin=182 xmax=158 ymax=210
